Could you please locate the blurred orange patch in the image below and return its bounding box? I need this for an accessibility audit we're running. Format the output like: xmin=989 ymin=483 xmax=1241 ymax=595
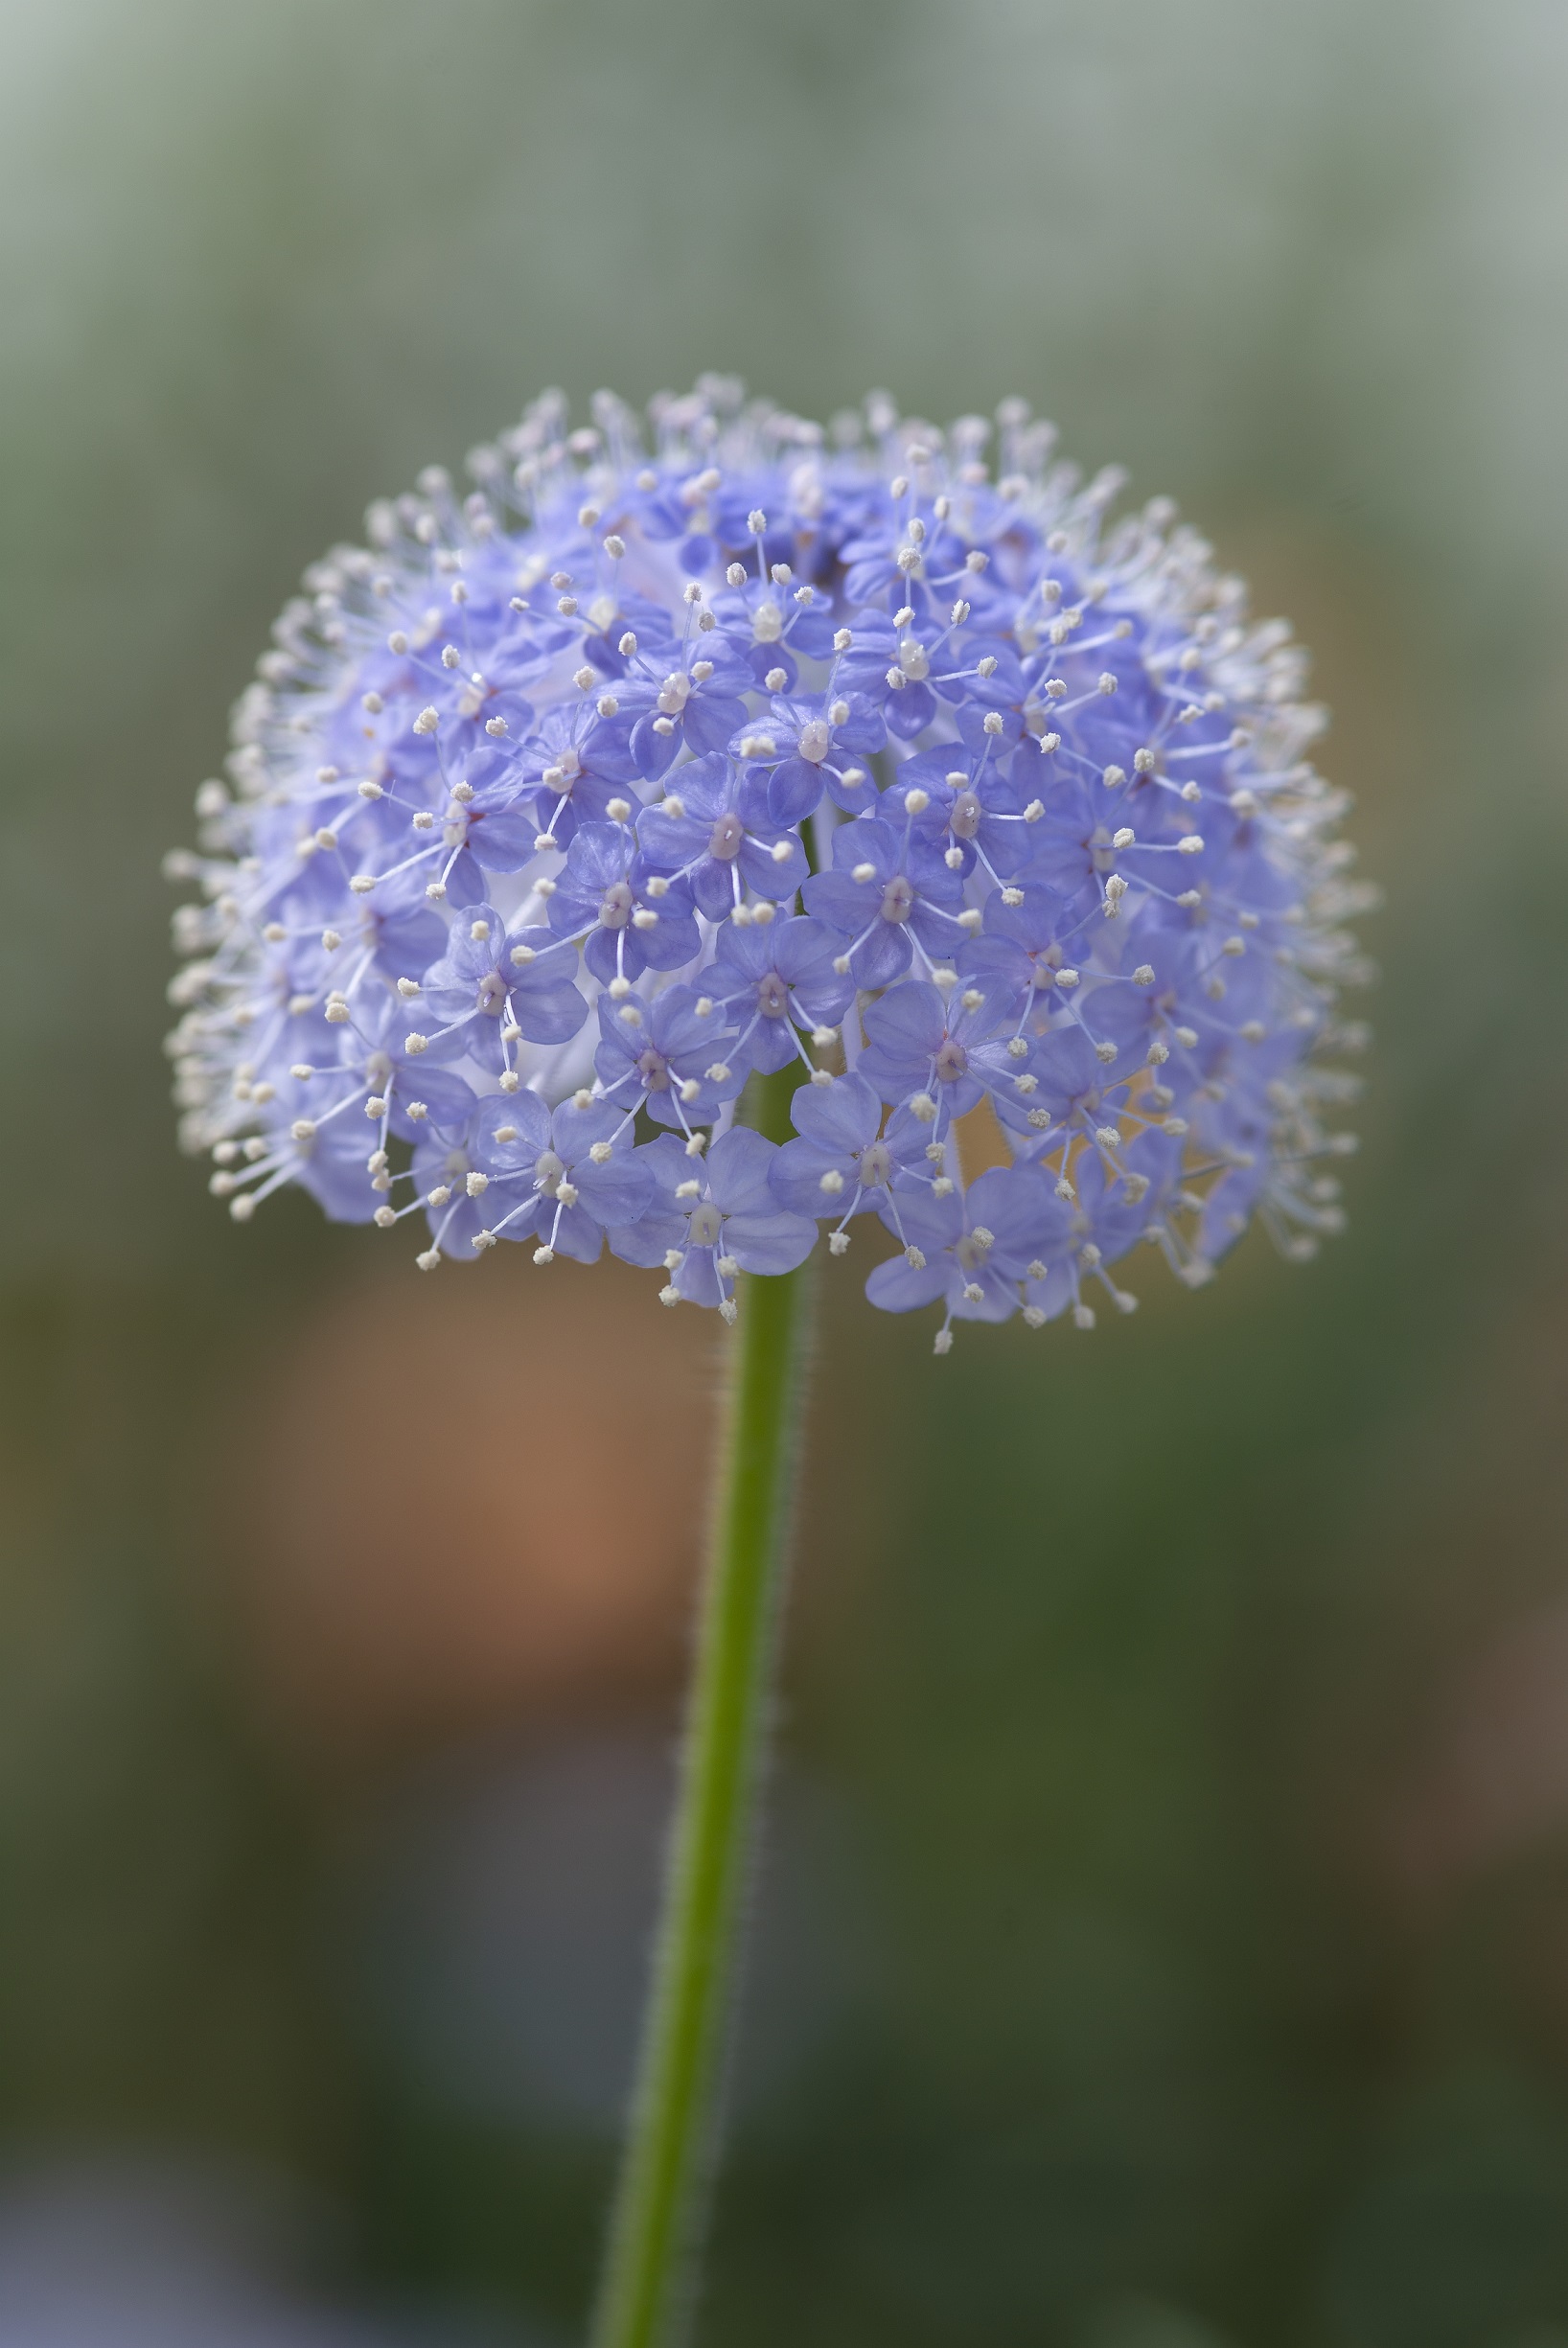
xmin=219 ymin=1254 xmax=721 ymax=1757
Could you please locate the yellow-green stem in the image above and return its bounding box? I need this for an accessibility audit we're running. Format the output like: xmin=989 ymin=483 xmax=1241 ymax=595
xmin=588 ymin=1065 xmax=812 ymax=2348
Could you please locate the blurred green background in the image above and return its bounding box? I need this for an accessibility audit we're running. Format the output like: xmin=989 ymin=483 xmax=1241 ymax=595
xmin=3 ymin=1 xmax=1568 ymax=2341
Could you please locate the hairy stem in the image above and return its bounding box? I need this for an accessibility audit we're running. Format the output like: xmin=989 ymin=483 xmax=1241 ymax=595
xmin=589 ymin=1065 xmax=812 ymax=2348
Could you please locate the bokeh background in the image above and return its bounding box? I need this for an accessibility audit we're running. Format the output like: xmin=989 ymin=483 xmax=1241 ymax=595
xmin=3 ymin=1 xmax=1567 ymax=2341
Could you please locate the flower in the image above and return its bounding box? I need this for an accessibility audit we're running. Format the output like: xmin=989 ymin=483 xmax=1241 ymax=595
xmin=468 ymin=1090 xmax=654 ymax=1263
xmin=707 ymin=916 xmax=854 ymax=1073
xmin=615 ymin=1126 xmax=818 ymax=1322
xmin=800 ymin=814 xmax=968 ymax=989
xmin=770 ymin=1070 xmax=933 ymax=1255
xmin=168 ymin=381 xmax=1370 ymax=1344
xmin=865 ymin=1167 xmax=1058 ymax=1353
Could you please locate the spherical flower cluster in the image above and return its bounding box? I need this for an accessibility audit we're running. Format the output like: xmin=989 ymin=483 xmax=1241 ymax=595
xmin=165 ymin=380 xmax=1371 ymax=1348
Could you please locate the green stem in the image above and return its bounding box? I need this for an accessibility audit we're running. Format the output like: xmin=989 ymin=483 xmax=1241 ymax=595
xmin=589 ymin=1065 xmax=813 ymax=2348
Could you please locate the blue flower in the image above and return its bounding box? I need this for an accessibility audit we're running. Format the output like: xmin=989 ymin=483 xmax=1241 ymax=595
xmin=707 ymin=916 xmax=853 ymax=1074
xmin=545 ymin=820 xmax=701 ymax=986
xmin=801 ymin=816 xmax=968 ymax=989
xmin=415 ymin=902 xmax=588 ymax=1071
xmin=856 ymin=977 xmax=1031 ymax=1139
xmin=617 ymin=1126 xmax=817 ymax=1320
xmin=729 ymin=690 xmax=887 ymax=826
xmin=593 ymin=983 xmax=748 ymax=1134
xmin=866 ymin=1166 xmax=1058 ymax=1352
xmin=770 ymin=1070 xmax=932 ymax=1252
xmin=620 ymin=642 xmax=753 ymax=776
xmin=170 ymin=380 xmax=1368 ymax=1319
xmin=468 ymin=1090 xmax=654 ymax=1262
xmin=635 ymin=752 xmax=807 ymax=919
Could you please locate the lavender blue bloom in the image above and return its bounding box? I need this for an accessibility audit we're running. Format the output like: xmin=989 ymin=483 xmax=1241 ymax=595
xmin=614 ymin=1126 xmax=817 ymax=1321
xmin=169 ymin=380 xmax=1369 ymax=1346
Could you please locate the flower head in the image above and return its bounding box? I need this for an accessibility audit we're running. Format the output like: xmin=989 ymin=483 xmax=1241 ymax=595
xmin=168 ymin=382 xmax=1370 ymax=1340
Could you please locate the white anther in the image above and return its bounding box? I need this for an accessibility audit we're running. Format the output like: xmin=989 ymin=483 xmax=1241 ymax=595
xmin=1177 ymin=835 xmax=1205 ymax=854
xmin=465 ymin=1171 xmax=489 ymax=1197
xmin=829 ymin=1231 xmax=851 ymax=1255
xmin=404 ymin=1031 xmax=428 ymax=1054
xmin=903 ymin=788 xmax=930 ymax=814
xmin=1181 ymin=781 xmax=1202 ymax=803
xmin=905 ymin=1246 xmax=927 ymax=1269
xmin=950 ymin=599 xmax=970 ymax=626
xmin=910 ymin=1093 xmax=937 ymax=1124
xmin=982 ymin=712 xmax=1003 ymax=735
xmin=819 ymin=1168 xmax=845 ymax=1195
xmin=606 ymin=796 xmax=632 ymax=823
xmin=832 ymin=954 xmax=851 ymax=975
xmin=704 ymin=1062 xmax=732 ymax=1083
xmin=470 ymin=918 xmax=491 ymax=940
xmin=413 ymin=706 xmax=438 ymax=735
xmin=770 ymin=839 xmax=794 ymax=863
xmin=957 ymin=909 xmax=982 ymax=932
xmin=1222 ymin=935 xmax=1246 ymax=957
xmin=1162 ymin=1116 xmax=1188 ymax=1136
xmin=603 ymin=534 xmax=626 ymax=559
xmin=839 ymin=768 xmax=866 ymax=792
xmin=573 ymin=665 xmax=595 ymax=691
xmin=1024 ymin=799 xmax=1044 ymax=822
xmin=1174 ymin=1025 xmax=1199 ymax=1047
xmin=1097 ymin=673 xmax=1118 ymax=695
xmin=852 ymin=862 xmax=878 ymax=884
